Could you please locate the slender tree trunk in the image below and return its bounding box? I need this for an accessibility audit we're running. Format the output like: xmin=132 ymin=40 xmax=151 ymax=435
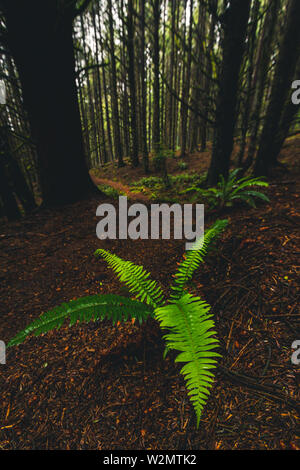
xmin=180 ymin=0 xmax=193 ymax=157
xmin=237 ymin=0 xmax=260 ymax=167
xmin=107 ymin=0 xmax=124 ymax=167
xmin=266 ymin=58 xmax=300 ymax=166
xmin=152 ymin=0 xmax=160 ymax=155
xmin=127 ymin=0 xmax=139 ymax=167
xmin=255 ymin=0 xmax=300 ymax=176
xmin=167 ymin=0 xmax=176 ymax=149
xmin=200 ymin=1 xmax=217 ymax=152
xmin=140 ymin=0 xmax=149 ymax=172
xmin=244 ymin=0 xmax=280 ymax=171
xmin=190 ymin=0 xmax=206 ymax=152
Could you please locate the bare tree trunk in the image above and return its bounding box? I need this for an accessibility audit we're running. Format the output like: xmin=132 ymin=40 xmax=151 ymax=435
xmin=207 ymin=0 xmax=251 ymax=186
xmin=107 ymin=0 xmax=124 ymax=167
xmin=180 ymin=0 xmax=193 ymax=157
xmin=127 ymin=0 xmax=139 ymax=167
xmin=244 ymin=0 xmax=280 ymax=171
xmin=255 ymin=0 xmax=300 ymax=175
xmin=152 ymin=0 xmax=160 ymax=155
xmin=2 ymin=0 xmax=95 ymax=206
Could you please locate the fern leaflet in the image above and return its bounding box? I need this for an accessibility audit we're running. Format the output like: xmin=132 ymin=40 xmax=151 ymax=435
xmin=171 ymin=219 xmax=228 ymax=299
xmin=155 ymin=293 xmax=220 ymax=427
xmin=95 ymin=249 xmax=165 ymax=308
xmin=8 ymin=294 xmax=153 ymax=347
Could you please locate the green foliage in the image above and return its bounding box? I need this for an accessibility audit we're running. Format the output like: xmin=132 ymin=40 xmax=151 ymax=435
xmin=95 ymin=249 xmax=165 ymax=308
xmin=8 ymin=295 xmax=153 ymax=347
xmin=177 ymin=161 xmax=188 ymax=170
xmin=131 ymin=173 xmax=203 ymax=194
xmin=171 ymin=219 xmax=228 ymax=299
xmin=183 ymin=169 xmax=269 ymax=209
xmin=131 ymin=176 xmax=163 ymax=190
xmin=155 ymin=294 xmax=220 ymax=428
xmin=97 ymin=184 xmax=125 ymax=199
xmin=8 ymin=220 xmax=228 ymax=427
xmin=153 ymin=145 xmax=174 ymax=173
xmin=170 ymin=173 xmax=201 ymax=185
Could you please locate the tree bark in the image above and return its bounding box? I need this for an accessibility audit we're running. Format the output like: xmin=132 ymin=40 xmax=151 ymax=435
xmin=107 ymin=0 xmax=124 ymax=167
xmin=244 ymin=0 xmax=280 ymax=171
xmin=127 ymin=0 xmax=139 ymax=167
xmin=207 ymin=0 xmax=251 ymax=186
xmin=2 ymin=0 xmax=96 ymax=206
xmin=254 ymin=0 xmax=300 ymax=176
xmin=152 ymin=0 xmax=160 ymax=155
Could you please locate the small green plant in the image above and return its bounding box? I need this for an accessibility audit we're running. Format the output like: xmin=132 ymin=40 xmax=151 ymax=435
xmin=178 ymin=161 xmax=188 ymax=170
xmin=183 ymin=169 xmax=269 ymax=209
xmin=131 ymin=176 xmax=163 ymax=190
xmin=8 ymin=220 xmax=228 ymax=427
xmin=97 ymin=184 xmax=125 ymax=199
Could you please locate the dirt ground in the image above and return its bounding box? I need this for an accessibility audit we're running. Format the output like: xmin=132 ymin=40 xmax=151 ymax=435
xmin=0 ymin=140 xmax=299 ymax=450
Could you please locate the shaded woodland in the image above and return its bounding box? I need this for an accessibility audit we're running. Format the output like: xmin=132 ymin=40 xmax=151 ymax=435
xmin=0 ymin=0 xmax=299 ymax=451
xmin=0 ymin=0 xmax=299 ymax=212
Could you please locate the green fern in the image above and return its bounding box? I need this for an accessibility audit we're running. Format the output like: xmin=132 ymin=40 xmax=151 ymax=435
xmin=8 ymin=295 xmax=153 ymax=347
xmin=155 ymin=294 xmax=220 ymax=427
xmin=8 ymin=220 xmax=228 ymax=427
xmin=171 ymin=219 xmax=228 ymax=299
xmin=95 ymin=249 xmax=165 ymax=308
xmin=183 ymin=169 xmax=269 ymax=209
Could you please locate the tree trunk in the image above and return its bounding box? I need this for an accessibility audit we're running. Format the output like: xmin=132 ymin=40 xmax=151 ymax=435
xmin=107 ymin=0 xmax=124 ymax=167
xmin=127 ymin=0 xmax=139 ymax=167
xmin=2 ymin=0 xmax=95 ymax=206
xmin=180 ymin=0 xmax=193 ymax=157
xmin=269 ymin=58 xmax=300 ymax=162
xmin=254 ymin=0 xmax=300 ymax=176
xmin=207 ymin=0 xmax=251 ymax=186
xmin=139 ymin=0 xmax=149 ymax=172
xmin=152 ymin=0 xmax=160 ymax=155
xmin=244 ymin=0 xmax=280 ymax=171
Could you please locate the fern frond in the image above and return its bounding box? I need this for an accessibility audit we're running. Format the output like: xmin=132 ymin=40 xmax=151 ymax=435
xmin=232 ymin=177 xmax=268 ymax=193
xmin=7 ymin=294 xmax=153 ymax=347
xmin=232 ymin=190 xmax=270 ymax=202
xmin=95 ymin=249 xmax=165 ymax=308
xmin=171 ymin=219 xmax=228 ymax=299
xmin=155 ymin=293 xmax=220 ymax=427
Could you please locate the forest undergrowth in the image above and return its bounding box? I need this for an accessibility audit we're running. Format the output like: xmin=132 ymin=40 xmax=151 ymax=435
xmin=0 ymin=141 xmax=299 ymax=450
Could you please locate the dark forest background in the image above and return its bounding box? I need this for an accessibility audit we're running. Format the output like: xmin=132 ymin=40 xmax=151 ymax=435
xmin=0 ymin=0 xmax=300 ymax=217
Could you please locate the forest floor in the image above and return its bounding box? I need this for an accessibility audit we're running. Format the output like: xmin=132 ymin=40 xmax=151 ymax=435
xmin=0 ymin=138 xmax=299 ymax=450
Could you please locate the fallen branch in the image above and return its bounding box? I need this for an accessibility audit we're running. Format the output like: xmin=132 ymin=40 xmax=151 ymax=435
xmin=219 ymin=364 xmax=300 ymax=416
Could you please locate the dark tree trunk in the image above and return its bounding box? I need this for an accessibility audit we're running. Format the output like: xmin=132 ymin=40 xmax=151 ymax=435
xmin=167 ymin=0 xmax=176 ymax=149
xmin=237 ymin=0 xmax=260 ymax=167
xmin=139 ymin=0 xmax=149 ymax=172
xmin=244 ymin=0 xmax=280 ymax=171
xmin=0 ymin=155 xmax=21 ymax=220
xmin=127 ymin=0 xmax=139 ymax=167
xmin=107 ymin=0 xmax=124 ymax=167
xmin=180 ymin=0 xmax=193 ymax=158
xmin=2 ymin=0 xmax=95 ymax=206
xmin=254 ymin=0 xmax=300 ymax=176
xmin=269 ymin=58 xmax=300 ymax=163
xmin=207 ymin=0 xmax=251 ymax=186
xmin=152 ymin=0 xmax=160 ymax=155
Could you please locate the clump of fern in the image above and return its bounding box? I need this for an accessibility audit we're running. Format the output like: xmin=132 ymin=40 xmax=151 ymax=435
xmin=183 ymin=169 xmax=269 ymax=209
xmin=8 ymin=220 xmax=228 ymax=427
